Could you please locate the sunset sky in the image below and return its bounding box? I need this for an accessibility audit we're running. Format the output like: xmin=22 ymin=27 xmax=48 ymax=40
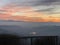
xmin=0 ymin=0 xmax=60 ymax=22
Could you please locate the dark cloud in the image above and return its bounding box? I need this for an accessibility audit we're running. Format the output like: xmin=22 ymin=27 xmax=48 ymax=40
xmin=34 ymin=8 xmax=53 ymax=12
xmin=32 ymin=0 xmax=60 ymax=6
xmin=10 ymin=0 xmax=60 ymax=6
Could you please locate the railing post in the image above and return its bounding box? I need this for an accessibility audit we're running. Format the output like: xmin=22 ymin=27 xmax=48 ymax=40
xmin=30 ymin=37 xmax=33 ymax=45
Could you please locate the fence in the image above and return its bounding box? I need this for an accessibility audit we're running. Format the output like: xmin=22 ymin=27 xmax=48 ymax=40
xmin=0 ymin=34 xmax=58 ymax=45
xmin=19 ymin=36 xmax=58 ymax=45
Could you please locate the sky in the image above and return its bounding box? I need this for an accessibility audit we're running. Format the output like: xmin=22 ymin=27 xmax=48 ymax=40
xmin=0 ymin=0 xmax=60 ymax=36
xmin=0 ymin=0 xmax=60 ymax=22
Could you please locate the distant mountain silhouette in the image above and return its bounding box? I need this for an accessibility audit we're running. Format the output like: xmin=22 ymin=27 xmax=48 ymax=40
xmin=0 ymin=25 xmax=60 ymax=36
xmin=0 ymin=20 xmax=24 ymax=22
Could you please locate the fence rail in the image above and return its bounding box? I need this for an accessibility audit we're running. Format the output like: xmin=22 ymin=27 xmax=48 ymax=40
xmin=17 ymin=36 xmax=58 ymax=45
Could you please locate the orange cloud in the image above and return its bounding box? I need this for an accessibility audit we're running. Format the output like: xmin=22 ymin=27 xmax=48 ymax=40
xmin=0 ymin=6 xmax=60 ymax=22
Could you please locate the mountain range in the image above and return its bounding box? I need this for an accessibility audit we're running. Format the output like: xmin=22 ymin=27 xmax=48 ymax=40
xmin=0 ymin=23 xmax=60 ymax=36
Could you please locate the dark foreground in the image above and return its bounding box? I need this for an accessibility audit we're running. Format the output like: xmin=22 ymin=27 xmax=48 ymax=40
xmin=0 ymin=34 xmax=59 ymax=45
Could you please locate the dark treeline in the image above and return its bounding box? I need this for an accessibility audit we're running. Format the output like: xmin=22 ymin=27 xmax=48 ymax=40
xmin=0 ymin=34 xmax=21 ymax=45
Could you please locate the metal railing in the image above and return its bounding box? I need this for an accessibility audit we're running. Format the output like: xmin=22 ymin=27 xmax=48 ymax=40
xmin=18 ymin=36 xmax=58 ymax=45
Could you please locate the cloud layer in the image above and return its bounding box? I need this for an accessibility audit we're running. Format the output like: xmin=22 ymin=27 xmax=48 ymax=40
xmin=10 ymin=0 xmax=60 ymax=6
xmin=0 ymin=0 xmax=60 ymax=22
